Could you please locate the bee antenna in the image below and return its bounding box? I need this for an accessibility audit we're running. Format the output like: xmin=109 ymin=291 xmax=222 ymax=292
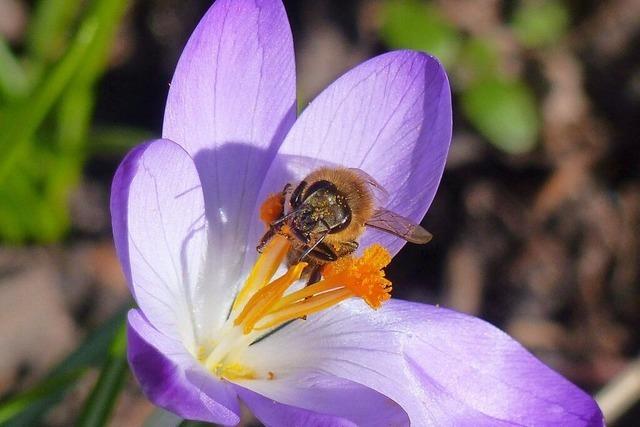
xmin=271 ymin=205 xmax=305 ymax=226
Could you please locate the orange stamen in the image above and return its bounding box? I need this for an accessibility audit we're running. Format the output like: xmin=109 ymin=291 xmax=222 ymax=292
xmin=241 ymin=244 xmax=392 ymax=334
xmin=232 ymin=242 xmax=392 ymax=336
xmin=322 ymin=244 xmax=393 ymax=308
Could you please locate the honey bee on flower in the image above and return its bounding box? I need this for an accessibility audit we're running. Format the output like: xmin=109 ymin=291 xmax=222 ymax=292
xmin=111 ymin=0 xmax=603 ymax=425
xmin=258 ymin=166 xmax=433 ymax=284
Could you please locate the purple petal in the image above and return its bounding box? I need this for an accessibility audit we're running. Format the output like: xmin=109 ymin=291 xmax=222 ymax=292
xmin=111 ymin=139 xmax=208 ymax=347
xmin=127 ymin=309 xmax=240 ymax=425
xmin=255 ymin=51 xmax=451 ymax=256
xmin=233 ymin=372 xmax=408 ymax=426
xmin=236 ymin=300 xmax=603 ymax=426
xmin=162 ymin=0 xmax=297 ymax=329
xmin=236 ymin=386 xmax=356 ymax=427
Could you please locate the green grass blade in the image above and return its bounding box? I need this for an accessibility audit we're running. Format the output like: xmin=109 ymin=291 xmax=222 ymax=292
xmin=0 ymin=18 xmax=98 ymax=185
xmin=0 ymin=38 xmax=28 ymax=101
xmin=0 ymin=370 xmax=84 ymax=424
xmin=0 ymin=0 xmax=128 ymax=187
xmin=41 ymin=87 xmax=94 ymax=241
xmin=27 ymin=0 xmax=82 ymax=64
xmin=73 ymin=0 xmax=128 ymax=86
xmin=77 ymin=323 xmax=128 ymax=427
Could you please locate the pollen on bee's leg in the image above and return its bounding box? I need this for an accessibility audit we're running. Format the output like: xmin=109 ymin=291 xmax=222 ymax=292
xmin=259 ymin=192 xmax=284 ymax=225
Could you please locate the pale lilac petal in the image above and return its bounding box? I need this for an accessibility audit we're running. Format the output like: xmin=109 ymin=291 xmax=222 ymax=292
xmin=235 ymin=300 xmax=603 ymax=426
xmin=254 ymin=51 xmax=451 ymax=256
xmin=111 ymin=139 xmax=208 ymax=348
xmin=233 ymin=372 xmax=408 ymax=426
xmin=163 ymin=0 xmax=297 ymax=331
xmin=127 ymin=309 xmax=240 ymax=425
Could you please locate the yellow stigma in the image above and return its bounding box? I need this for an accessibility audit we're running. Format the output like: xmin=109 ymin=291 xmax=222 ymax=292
xmin=215 ymin=362 xmax=256 ymax=380
xmin=234 ymin=260 xmax=308 ymax=334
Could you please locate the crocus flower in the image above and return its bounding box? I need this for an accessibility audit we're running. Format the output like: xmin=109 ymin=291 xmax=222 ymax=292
xmin=110 ymin=0 xmax=603 ymax=425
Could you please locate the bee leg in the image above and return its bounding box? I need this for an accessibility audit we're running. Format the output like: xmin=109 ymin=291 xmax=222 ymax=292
xmin=256 ymin=226 xmax=277 ymax=253
xmin=279 ymin=183 xmax=292 ymax=209
xmin=310 ymin=242 xmax=338 ymax=262
xmin=281 ymin=183 xmax=292 ymax=197
xmin=339 ymin=240 xmax=359 ymax=257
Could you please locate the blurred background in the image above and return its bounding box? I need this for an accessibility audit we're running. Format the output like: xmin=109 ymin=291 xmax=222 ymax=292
xmin=0 ymin=0 xmax=638 ymax=425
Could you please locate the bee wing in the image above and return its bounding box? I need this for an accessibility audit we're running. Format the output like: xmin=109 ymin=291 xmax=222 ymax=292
xmin=347 ymin=168 xmax=390 ymax=207
xmin=366 ymin=209 xmax=433 ymax=244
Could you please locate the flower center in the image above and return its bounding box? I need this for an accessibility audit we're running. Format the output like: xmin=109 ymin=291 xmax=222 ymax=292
xmin=199 ymin=199 xmax=392 ymax=380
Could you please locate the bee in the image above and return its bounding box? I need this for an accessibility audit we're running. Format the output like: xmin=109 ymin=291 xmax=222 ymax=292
xmin=258 ymin=167 xmax=432 ymax=282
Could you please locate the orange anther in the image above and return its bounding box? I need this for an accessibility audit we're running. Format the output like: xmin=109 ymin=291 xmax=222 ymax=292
xmin=322 ymin=244 xmax=392 ymax=309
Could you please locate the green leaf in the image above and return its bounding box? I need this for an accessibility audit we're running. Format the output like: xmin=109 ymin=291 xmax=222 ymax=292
xmin=457 ymin=38 xmax=500 ymax=82
xmin=0 ymin=308 xmax=127 ymax=427
xmin=512 ymin=0 xmax=569 ymax=48
xmin=461 ymin=77 xmax=539 ymax=154
xmin=77 ymin=323 xmax=128 ymax=427
xmin=381 ymin=0 xmax=461 ymax=67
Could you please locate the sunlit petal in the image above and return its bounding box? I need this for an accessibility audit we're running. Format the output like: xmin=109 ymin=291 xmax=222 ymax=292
xmin=111 ymin=139 xmax=207 ymax=347
xmin=163 ymin=0 xmax=297 ymax=332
